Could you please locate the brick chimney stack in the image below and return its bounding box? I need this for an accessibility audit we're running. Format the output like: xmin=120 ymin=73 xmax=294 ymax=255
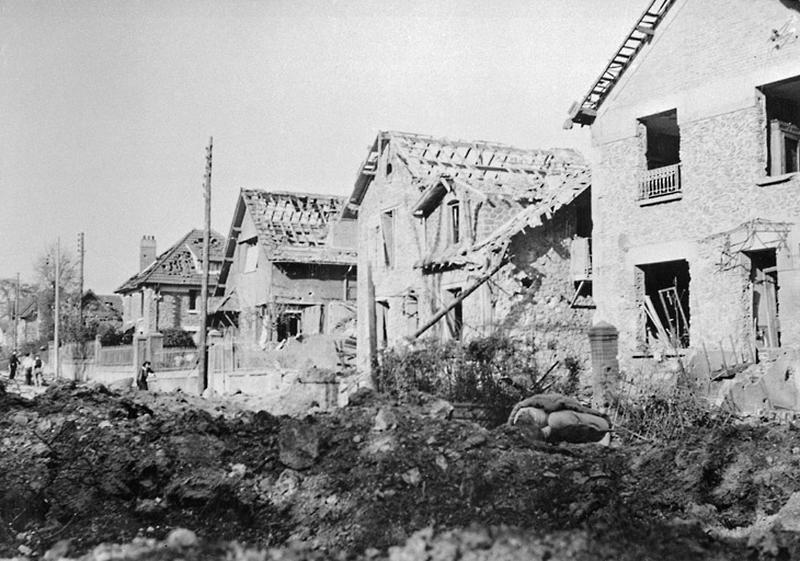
xmin=140 ymin=235 xmax=157 ymax=271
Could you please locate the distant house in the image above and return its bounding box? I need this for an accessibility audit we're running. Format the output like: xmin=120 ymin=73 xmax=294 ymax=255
xmin=116 ymin=229 xmax=225 ymax=334
xmin=344 ymin=131 xmax=592 ymax=374
xmin=81 ymin=290 xmax=123 ymax=330
xmin=12 ymin=298 xmax=39 ymax=346
xmin=215 ymin=189 xmax=357 ymax=347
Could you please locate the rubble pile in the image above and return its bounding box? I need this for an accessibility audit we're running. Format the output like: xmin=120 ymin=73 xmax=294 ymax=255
xmin=3 ymin=381 xmax=800 ymax=559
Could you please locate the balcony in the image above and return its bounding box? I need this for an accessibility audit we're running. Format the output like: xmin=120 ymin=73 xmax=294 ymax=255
xmin=638 ymin=163 xmax=682 ymax=205
xmin=570 ymin=237 xmax=592 ymax=281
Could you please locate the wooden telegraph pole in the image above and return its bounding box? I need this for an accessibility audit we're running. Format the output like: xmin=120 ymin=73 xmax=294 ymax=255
xmin=14 ymin=272 xmax=19 ymax=350
xmin=198 ymin=137 xmax=212 ymax=394
xmin=77 ymin=232 xmax=85 ymax=328
xmin=54 ymin=238 xmax=61 ymax=379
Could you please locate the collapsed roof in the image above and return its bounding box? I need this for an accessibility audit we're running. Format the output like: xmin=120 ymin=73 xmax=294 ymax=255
xmin=344 ymin=130 xmax=587 ymax=219
xmin=116 ymin=229 xmax=225 ymax=293
xmin=216 ymin=189 xmax=357 ymax=293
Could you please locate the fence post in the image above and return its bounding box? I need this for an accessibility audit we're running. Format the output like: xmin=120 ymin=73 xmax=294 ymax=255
xmin=588 ymin=321 xmax=620 ymax=410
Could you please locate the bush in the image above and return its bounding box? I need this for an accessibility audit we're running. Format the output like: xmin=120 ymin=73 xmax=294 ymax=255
xmin=608 ymin=384 xmax=736 ymax=443
xmin=97 ymin=325 xmax=132 ymax=346
xmin=375 ymin=334 xmax=545 ymax=426
xmin=161 ymin=328 xmax=196 ymax=348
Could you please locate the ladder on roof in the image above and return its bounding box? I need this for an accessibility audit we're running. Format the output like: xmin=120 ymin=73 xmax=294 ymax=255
xmin=570 ymin=0 xmax=677 ymax=126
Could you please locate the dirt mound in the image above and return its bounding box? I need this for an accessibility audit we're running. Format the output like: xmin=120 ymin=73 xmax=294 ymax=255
xmin=3 ymin=381 xmax=800 ymax=559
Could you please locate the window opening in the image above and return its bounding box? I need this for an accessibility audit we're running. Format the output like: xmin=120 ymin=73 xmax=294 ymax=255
xmin=243 ymin=240 xmax=259 ymax=272
xmin=276 ymin=311 xmax=302 ymax=341
xmin=761 ymin=76 xmax=800 ymax=175
xmin=444 ymin=288 xmax=463 ymax=341
xmin=640 ymin=109 xmax=680 ymax=170
xmin=377 ymin=300 xmax=390 ymax=348
xmin=449 ymin=202 xmax=461 ymax=244
xmin=380 ymin=210 xmax=395 ymax=268
xmin=188 ymin=290 xmax=198 ymax=312
xmin=637 ymin=260 xmax=690 ymax=349
xmin=749 ymin=249 xmax=780 ymax=349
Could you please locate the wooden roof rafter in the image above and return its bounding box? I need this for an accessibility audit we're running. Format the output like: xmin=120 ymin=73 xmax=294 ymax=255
xmin=567 ymin=0 xmax=678 ymax=128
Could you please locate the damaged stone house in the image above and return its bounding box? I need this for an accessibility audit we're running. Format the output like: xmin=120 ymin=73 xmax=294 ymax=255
xmin=566 ymin=0 xmax=800 ymax=376
xmin=116 ymin=229 xmax=225 ymax=335
xmin=214 ymin=189 xmax=357 ymax=348
xmin=344 ymin=131 xmax=593 ymax=374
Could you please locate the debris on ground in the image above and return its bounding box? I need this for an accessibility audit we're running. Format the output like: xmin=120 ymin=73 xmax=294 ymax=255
xmin=3 ymin=380 xmax=800 ymax=559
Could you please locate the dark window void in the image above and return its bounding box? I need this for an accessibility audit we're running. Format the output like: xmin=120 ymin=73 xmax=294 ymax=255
xmin=380 ymin=210 xmax=395 ymax=268
xmin=640 ymin=109 xmax=680 ymax=170
xmin=638 ymin=259 xmax=690 ymax=348
xmin=761 ymin=76 xmax=800 ymax=175
xmin=449 ymin=202 xmax=461 ymax=245
xmin=188 ymin=290 xmax=198 ymax=311
xmin=749 ymin=249 xmax=780 ymax=349
xmin=444 ymin=288 xmax=463 ymax=341
xmin=277 ymin=312 xmax=301 ymax=341
xmin=377 ymin=300 xmax=389 ymax=348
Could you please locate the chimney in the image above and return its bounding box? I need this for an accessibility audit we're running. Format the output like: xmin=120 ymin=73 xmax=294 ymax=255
xmin=140 ymin=235 xmax=157 ymax=271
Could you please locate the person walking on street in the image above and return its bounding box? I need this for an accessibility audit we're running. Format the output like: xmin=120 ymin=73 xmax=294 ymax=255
xmin=33 ymin=355 xmax=43 ymax=387
xmin=8 ymin=351 xmax=18 ymax=380
xmin=22 ymin=353 xmax=34 ymax=385
xmin=136 ymin=361 xmax=154 ymax=391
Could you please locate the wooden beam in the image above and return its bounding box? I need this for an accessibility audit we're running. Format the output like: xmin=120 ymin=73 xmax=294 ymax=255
xmin=412 ymin=258 xmax=505 ymax=339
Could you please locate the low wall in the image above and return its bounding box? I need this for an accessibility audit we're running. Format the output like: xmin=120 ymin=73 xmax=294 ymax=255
xmin=150 ymin=369 xmax=199 ymax=393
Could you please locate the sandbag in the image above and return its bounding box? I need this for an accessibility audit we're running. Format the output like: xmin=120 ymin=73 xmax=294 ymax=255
xmin=508 ymin=393 xmax=611 ymax=444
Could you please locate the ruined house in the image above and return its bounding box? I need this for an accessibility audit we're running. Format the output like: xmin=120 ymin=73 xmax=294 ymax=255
xmin=566 ymin=0 xmax=800 ymax=373
xmin=116 ymin=230 xmax=225 ymax=335
xmin=214 ymin=189 xmax=357 ymax=348
xmin=344 ymin=131 xmax=592 ymax=374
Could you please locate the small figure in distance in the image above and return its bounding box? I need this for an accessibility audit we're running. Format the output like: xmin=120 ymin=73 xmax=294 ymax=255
xmin=136 ymin=360 xmax=155 ymax=391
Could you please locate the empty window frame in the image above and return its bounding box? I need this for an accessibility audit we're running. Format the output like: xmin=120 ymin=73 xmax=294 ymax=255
xmin=276 ymin=311 xmax=302 ymax=341
xmin=449 ymin=201 xmax=461 ymax=245
xmin=188 ymin=290 xmax=198 ymax=312
xmin=380 ymin=209 xmax=396 ymax=268
xmin=761 ymin=76 xmax=800 ymax=175
xmin=748 ymin=249 xmax=780 ymax=349
xmin=444 ymin=287 xmax=463 ymax=341
xmin=640 ymin=109 xmax=680 ymax=170
xmin=636 ymin=259 xmax=690 ymax=349
xmin=242 ymin=239 xmax=259 ymax=273
xmin=638 ymin=109 xmax=681 ymax=202
xmin=377 ymin=300 xmax=390 ymax=348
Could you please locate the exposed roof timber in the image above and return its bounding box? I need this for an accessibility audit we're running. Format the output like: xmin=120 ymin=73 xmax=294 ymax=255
xmin=566 ymin=0 xmax=677 ymax=128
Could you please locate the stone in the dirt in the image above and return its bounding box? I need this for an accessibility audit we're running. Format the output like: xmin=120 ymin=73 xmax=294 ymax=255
xmin=17 ymin=543 xmax=33 ymax=556
xmin=402 ymin=467 xmax=422 ymax=485
xmin=279 ymin=420 xmax=320 ymax=470
xmin=775 ymin=491 xmax=800 ymax=532
xmin=166 ymin=527 xmax=198 ymax=549
xmin=373 ymin=407 xmax=398 ymax=432
xmin=43 ymin=539 xmax=71 ymax=560
xmin=428 ymin=398 xmax=454 ymax=419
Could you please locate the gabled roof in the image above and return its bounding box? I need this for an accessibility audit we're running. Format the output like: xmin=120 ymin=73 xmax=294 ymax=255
xmin=216 ymin=189 xmax=357 ymax=292
xmin=14 ymin=298 xmax=37 ymax=320
xmin=344 ymin=130 xmax=587 ymax=218
xmin=567 ymin=0 xmax=678 ymax=127
xmin=115 ymin=229 xmax=225 ymax=293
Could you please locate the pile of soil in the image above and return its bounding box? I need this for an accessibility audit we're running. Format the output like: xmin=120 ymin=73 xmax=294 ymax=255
xmin=2 ymin=380 xmax=800 ymax=559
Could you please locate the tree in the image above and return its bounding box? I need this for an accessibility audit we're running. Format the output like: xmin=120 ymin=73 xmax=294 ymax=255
xmin=34 ymin=244 xmax=79 ymax=343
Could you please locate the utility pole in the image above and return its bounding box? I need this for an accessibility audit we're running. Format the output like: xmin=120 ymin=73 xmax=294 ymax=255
xmin=54 ymin=238 xmax=61 ymax=379
xmin=198 ymin=137 xmax=212 ymax=394
xmin=77 ymin=232 xmax=85 ymax=329
xmin=14 ymin=272 xmax=19 ymax=351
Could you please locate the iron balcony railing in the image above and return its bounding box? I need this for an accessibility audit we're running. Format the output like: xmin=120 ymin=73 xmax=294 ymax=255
xmin=639 ymin=162 xmax=681 ymax=201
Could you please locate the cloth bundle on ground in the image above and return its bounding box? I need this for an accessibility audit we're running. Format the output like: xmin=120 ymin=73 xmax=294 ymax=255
xmin=507 ymin=393 xmax=611 ymax=443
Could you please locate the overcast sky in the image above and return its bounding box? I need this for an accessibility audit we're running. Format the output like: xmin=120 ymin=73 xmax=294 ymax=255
xmin=1 ymin=0 xmax=648 ymax=293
